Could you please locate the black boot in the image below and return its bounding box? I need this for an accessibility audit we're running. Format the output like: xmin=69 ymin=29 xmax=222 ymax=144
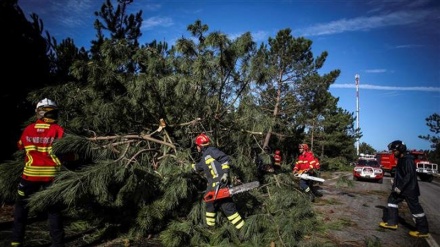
xmin=414 ymin=215 xmax=429 ymax=234
xmin=305 ymin=189 xmax=315 ymax=202
xmin=312 ymin=186 xmax=323 ymax=197
xmin=309 ymin=191 xmax=315 ymax=202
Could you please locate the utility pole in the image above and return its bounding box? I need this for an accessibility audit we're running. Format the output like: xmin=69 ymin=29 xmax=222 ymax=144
xmin=355 ymin=74 xmax=360 ymax=156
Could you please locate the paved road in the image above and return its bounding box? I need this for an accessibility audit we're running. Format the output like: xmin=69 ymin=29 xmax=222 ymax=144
xmin=419 ymin=176 xmax=440 ymax=247
xmin=320 ymin=171 xmax=439 ymax=247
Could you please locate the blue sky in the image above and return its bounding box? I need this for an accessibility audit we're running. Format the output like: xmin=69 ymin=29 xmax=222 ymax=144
xmin=19 ymin=0 xmax=440 ymax=152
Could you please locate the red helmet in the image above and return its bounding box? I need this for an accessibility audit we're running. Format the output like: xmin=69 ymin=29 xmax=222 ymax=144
xmin=195 ymin=133 xmax=210 ymax=147
xmin=298 ymin=144 xmax=309 ymax=151
xmin=275 ymin=150 xmax=280 ymax=155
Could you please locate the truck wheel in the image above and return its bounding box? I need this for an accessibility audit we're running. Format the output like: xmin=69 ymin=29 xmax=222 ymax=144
xmin=418 ymin=174 xmax=433 ymax=182
xmin=427 ymin=175 xmax=433 ymax=182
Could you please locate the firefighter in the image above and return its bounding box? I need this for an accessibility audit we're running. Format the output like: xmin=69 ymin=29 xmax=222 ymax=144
xmin=292 ymin=143 xmax=322 ymax=202
xmin=11 ymin=98 xmax=67 ymax=247
xmin=192 ymin=133 xmax=245 ymax=230
xmin=256 ymin=146 xmax=275 ymax=175
xmin=379 ymin=140 xmax=429 ymax=238
xmin=273 ymin=149 xmax=282 ymax=171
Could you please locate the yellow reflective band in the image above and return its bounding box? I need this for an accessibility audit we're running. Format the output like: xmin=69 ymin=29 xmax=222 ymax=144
xmin=227 ymin=212 xmax=240 ymax=221
xmin=24 ymin=146 xmax=52 ymax=152
xmin=231 ymin=215 xmax=242 ymax=225
xmin=221 ymin=163 xmax=230 ymax=169
xmin=23 ymin=166 xmax=60 ymax=177
xmin=206 ymin=212 xmax=216 ymax=217
xmin=18 ymin=190 xmax=25 ymax=196
xmin=235 ymin=220 xmax=245 ymax=229
xmin=24 ymin=146 xmax=37 ymax=151
xmin=35 ymin=123 xmax=50 ymax=129
xmin=37 ymin=146 xmax=52 ymax=152
xmin=205 ymin=158 xmax=215 ymax=164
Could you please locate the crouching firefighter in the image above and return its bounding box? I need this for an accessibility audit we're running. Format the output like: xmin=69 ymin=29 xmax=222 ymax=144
xmin=292 ymin=144 xmax=323 ymax=202
xmin=192 ymin=133 xmax=245 ymax=230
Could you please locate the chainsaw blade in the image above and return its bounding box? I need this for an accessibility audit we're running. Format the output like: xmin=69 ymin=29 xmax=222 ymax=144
xmin=296 ymin=173 xmax=325 ymax=182
xmin=229 ymin=181 xmax=260 ymax=195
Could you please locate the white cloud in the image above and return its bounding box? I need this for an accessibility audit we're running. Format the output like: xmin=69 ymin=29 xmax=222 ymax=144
xmin=331 ymin=83 xmax=440 ymax=92
xmin=251 ymin=30 xmax=269 ymax=42
xmin=299 ymin=9 xmax=433 ymax=36
xmin=141 ymin=16 xmax=174 ymax=30
xmin=365 ymin=69 xmax=387 ymax=73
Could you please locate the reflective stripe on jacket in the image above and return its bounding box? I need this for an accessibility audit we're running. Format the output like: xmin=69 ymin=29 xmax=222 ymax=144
xmin=294 ymin=151 xmax=316 ymax=171
xmin=193 ymin=146 xmax=231 ymax=190
xmin=18 ymin=119 xmax=64 ymax=182
xmin=274 ymin=154 xmax=282 ymax=165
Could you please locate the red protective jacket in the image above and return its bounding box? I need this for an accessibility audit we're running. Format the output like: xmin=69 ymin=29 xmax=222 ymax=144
xmin=293 ymin=151 xmax=317 ymax=172
xmin=17 ymin=119 xmax=64 ymax=182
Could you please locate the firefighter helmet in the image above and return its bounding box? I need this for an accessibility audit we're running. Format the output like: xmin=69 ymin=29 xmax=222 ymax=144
xmin=387 ymin=140 xmax=407 ymax=153
xmin=298 ymin=144 xmax=309 ymax=151
xmin=275 ymin=150 xmax=281 ymax=155
xmin=35 ymin=98 xmax=58 ymax=122
xmin=36 ymin=98 xmax=57 ymax=109
xmin=195 ymin=133 xmax=210 ymax=147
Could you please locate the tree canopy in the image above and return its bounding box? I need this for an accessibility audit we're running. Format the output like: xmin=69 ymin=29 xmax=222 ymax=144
xmin=0 ymin=1 xmax=392 ymax=246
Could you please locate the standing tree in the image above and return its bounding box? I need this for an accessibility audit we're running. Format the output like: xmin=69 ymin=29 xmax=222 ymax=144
xmin=1 ymin=1 xmax=360 ymax=246
xmin=0 ymin=0 xmax=51 ymax=161
xmin=419 ymin=113 xmax=440 ymax=163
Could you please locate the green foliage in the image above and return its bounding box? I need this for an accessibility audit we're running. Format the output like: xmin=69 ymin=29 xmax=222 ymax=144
xmin=0 ymin=152 xmax=23 ymax=203
xmin=359 ymin=142 xmax=376 ymax=155
xmin=335 ymin=175 xmax=355 ymax=189
xmin=364 ymin=236 xmax=382 ymax=247
xmin=419 ymin=113 xmax=440 ymax=164
xmin=322 ymin=157 xmax=351 ymax=171
xmin=0 ymin=0 xmax=374 ymax=245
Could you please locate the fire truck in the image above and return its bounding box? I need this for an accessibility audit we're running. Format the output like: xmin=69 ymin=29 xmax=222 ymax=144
xmin=376 ymin=150 xmax=438 ymax=182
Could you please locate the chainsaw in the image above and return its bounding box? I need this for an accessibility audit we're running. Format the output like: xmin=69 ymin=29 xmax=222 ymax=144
xmin=294 ymin=173 xmax=325 ymax=182
xmin=203 ymin=181 xmax=260 ymax=203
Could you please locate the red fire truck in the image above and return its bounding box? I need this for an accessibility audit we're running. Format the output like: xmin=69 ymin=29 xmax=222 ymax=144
xmin=376 ymin=150 xmax=438 ymax=182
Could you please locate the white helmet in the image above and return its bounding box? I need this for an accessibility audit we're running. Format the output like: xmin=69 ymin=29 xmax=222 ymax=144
xmin=36 ymin=98 xmax=57 ymax=109
xmin=35 ymin=98 xmax=58 ymax=122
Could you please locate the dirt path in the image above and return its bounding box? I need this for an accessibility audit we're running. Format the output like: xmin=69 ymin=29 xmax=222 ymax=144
xmin=312 ymin=172 xmax=432 ymax=247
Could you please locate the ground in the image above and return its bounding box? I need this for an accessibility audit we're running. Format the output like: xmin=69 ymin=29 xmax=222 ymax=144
xmin=310 ymin=171 xmax=431 ymax=247
xmin=0 ymin=172 xmax=435 ymax=247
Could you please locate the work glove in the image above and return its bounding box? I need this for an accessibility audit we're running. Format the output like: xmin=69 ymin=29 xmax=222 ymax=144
xmin=393 ymin=187 xmax=401 ymax=194
xmin=298 ymin=169 xmax=308 ymax=175
xmin=221 ymin=173 xmax=229 ymax=184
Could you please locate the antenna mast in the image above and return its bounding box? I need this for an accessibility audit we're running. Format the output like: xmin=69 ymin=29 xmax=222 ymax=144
xmin=355 ymin=74 xmax=360 ymax=156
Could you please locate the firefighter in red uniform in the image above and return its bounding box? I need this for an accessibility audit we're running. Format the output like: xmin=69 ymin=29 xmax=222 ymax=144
xmin=273 ymin=149 xmax=282 ymax=171
xmin=11 ymin=98 xmax=66 ymax=247
xmin=292 ymin=144 xmax=322 ymax=202
xmin=192 ymin=133 xmax=245 ymax=230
